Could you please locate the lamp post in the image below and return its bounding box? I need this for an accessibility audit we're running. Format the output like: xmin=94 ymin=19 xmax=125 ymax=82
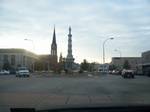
xmin=114 ymin=49 xmax=122 ymax=58
xmin=24 ymin=38 xmax=35 ymax=72
xmin=24 ymin=38 xmax=35 ymax=52
xmin=103 ymin=37 xmax=114 ymax=73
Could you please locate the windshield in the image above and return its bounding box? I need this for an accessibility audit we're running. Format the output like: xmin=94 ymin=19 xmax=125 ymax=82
xmin=0 ymin=0 xmax=150 ymax=112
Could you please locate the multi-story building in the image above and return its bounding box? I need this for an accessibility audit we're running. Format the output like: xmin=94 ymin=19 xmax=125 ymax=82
xmin=111 ymin=57 xmax=142 ymax=71
xmin=142 ymin=50 xmax=150 ymax=75
xmin=0 ymin=48 xmax=38 ymax=71
xmin=93 ymin=63 xmax=109 ymax=72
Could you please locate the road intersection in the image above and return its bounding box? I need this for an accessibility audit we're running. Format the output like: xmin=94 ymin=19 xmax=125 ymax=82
xmin=0 ymin=74 xmax=150 ymax=112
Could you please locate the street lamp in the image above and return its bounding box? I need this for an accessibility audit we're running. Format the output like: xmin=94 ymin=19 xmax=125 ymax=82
xmin=24 ymin=38 xmax=35 ymax=52
xmin=114 ymin=49 xmax=122 ymax=58
xmin=103 ymin=37 xmax=114 ymax=72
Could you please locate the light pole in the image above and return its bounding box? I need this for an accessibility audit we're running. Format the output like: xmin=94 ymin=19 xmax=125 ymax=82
xmin=24 ymin=38 xmax=35 ymax=52
xmin=114 ymin=49 xmax=122 ymax=58
xmin=24 ymin=38 xmax=35 ymax=72
xmin=103 ymin=37 xmax=114 ymax=72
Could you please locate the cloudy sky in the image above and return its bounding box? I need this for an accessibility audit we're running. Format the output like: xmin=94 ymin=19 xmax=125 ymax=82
xmin=0 ymin=0 xmax=150 ymax=63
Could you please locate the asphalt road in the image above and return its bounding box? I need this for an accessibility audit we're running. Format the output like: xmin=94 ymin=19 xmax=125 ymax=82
xmin=0 ymin=74 xmax=150 ymax=112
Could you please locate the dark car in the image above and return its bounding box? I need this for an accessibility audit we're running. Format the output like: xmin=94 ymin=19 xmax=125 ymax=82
xmin=9 ymin=69 xmax=16 ymax=75
xmin=121 ymin=69 xmax=135 ymax=78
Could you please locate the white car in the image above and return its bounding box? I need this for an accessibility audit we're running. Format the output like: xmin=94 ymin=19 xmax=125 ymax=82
xmin=16 ymin=67 xmax=30 ymax=77
xmin=0 ymin=70 xmax=10 ymax=75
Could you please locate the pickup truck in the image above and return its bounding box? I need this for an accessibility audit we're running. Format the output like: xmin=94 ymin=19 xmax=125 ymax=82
xmin=16 ymin=67 xmax=30 ymax=77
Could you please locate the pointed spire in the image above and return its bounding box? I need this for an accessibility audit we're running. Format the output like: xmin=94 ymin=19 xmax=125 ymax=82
xmin=51 ymin=25 xmax=57 ymax=56
xmin=52 ymin=26 xmax=56 ymax=45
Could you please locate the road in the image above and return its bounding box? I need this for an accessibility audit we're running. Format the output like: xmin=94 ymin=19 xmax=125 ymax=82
xmin=0 ymin=74 xmax=150 ymax=112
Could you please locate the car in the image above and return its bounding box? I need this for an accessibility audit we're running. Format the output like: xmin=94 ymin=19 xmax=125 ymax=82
xmin=143 ymin=69 xmax=150 ymax=77
xmin=111 ymin=70 xmax=121 ymax=75
xmin=0 ymin=70 xmax=10 ymax=75
xmin=16 ymin=67 xmax=30 ymax=77
xmin=9 ymin=69 xmax=16 ymax=75
xmin=121 ymin=69 xmax=135 ymax=78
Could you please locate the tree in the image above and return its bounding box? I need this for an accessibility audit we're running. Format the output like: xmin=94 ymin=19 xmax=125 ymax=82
xmin=80 ymin=59 xmax=89 ymax=71
xmin=3 ymin=62 xmax=11 ymax=70
xmin=123 ymin=60 xmax=131 ymax=69
xmin=109 ymin=64 xmax=116 ymax=71
xmin=89 ymin=62 xmax=96 ymax=72
xmin=34 ymin=61 xmax=44 ymax=71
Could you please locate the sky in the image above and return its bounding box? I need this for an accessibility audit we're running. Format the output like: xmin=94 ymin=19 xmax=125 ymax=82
xmin=0 ymin=0 xmax=150 ymax=63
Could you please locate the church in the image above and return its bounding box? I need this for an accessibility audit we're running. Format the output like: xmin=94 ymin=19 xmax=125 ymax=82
xmin=0 ymin=26 xmax=76 ymax=72
xmin=34 ymin=27 xmax=58 ymax=71
xmin=34 ymin=26 xmax=75 ymax=72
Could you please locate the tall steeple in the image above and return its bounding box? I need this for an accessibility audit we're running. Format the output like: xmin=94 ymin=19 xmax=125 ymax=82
xmin=51 ymin=26 xmax=57 ymax=56
xmin=65 ymin=26 xmax=74 ymax=70
xmin=52 ymin=27 xmax=56 ymax=45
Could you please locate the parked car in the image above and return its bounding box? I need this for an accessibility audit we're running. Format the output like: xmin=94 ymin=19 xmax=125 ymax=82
xmin=16 ymin=67 xmax=30 ymax=77
xmin=9 ymin=69 xmax=16 ymax=75
xmin=108 ymin=70 xmax=113 ymax=74
xmin=143 ymin=69 xmax=150 ymax=77
xmin=111 ymin=70 xmax=121 ymax=75
xmin=0 ymin=70 xmax=10 ymax=75
xmin=121 ymin=69 xmax=135 ymax=78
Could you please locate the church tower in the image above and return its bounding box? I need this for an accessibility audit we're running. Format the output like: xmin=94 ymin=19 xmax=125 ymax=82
xmin=51 ymin=27 xmax=57 ymax=56
xmin=50 ymin=27 xmax=57 ymax=66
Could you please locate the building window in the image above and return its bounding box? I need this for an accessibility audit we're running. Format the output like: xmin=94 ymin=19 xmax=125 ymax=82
xmin=11 ymin=55 xmax=15 ymax=65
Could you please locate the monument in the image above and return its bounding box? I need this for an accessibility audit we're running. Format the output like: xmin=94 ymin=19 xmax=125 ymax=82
xmin=65 ymin=26 xmax=74 ymax=71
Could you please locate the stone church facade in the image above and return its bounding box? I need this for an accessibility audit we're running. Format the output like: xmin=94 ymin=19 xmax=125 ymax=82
xmin=34 ymin=27 xmax=58 ymax=71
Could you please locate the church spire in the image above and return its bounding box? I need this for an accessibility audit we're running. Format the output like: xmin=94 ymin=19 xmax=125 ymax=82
xmin=52 ymin=26 xmax=56 ymax=45
xmin=51 ymin=26 xmax=57 ymax=56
